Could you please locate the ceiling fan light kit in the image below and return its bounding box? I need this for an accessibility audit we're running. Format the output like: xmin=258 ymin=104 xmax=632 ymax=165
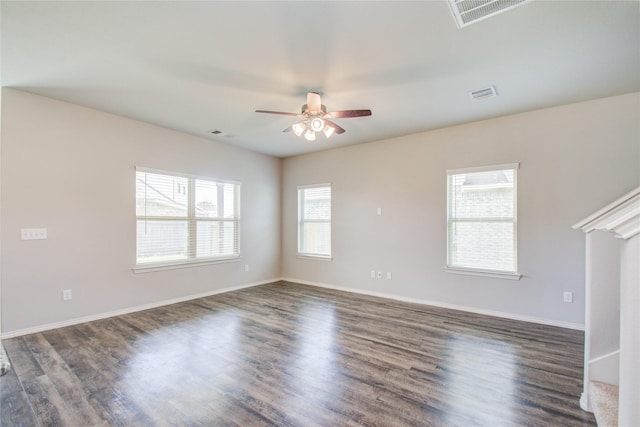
xmin=323 ymin=125 xmax=335 ymax=139
xmin=310 ymin=117 xmax=325 ymax=132
xmin=304 ymin=128 xmax=316 ymax=141
xmin=256 ymin=92 xmax=371 ymax=142
xmin=292 ymin=122 xmax=306 ymax=136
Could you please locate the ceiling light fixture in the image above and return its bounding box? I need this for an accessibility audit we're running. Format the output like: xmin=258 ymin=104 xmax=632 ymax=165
xmin=304 ymin=128 xmax=316 ymax=141
xmin=292 ymin=122 xmax=306 ymax=136
xmin=297 ymin=118 xmax=335 ymax=141
xmin=323 ymin=124 xmax=335 ymax=139
xmin=310 ymin=117 xmax=325 ymax=132
xmin=256 ymin=92 xmax=372 ymax=142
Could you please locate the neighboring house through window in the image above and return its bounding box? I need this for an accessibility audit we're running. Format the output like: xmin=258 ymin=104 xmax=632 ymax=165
xmin=446 ymin=163 xmax=520 ymax=279
xmin=298 ymin=183 xmax=332 ymax=259
xmin=135 ymin=168 xmax=240 ymax=270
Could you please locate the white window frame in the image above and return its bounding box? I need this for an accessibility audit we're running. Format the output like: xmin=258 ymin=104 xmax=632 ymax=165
xmin=445 ymin=163 xmax=521 ymax=280
xmin=134 ymin=167 xmax=241 ymax=273
xmin=297 ymin=183 xmax=332 ymax=260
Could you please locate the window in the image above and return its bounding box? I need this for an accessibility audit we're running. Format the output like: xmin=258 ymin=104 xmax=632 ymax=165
xmin=298 ymin=184 xmax=331 ymax=259
xmin=446 ymin=163 xmax=519 ymax=279
xmin=135 ymin=168 xmax=240 ymax=270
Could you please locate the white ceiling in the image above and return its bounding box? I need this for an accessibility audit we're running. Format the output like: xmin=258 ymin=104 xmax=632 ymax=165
xmin=2 ymin=1 xmax=639 ymax=158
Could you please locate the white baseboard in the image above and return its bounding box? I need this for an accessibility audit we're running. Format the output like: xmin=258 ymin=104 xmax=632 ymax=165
xmin=3 ymin=276 xmax=584 ymax=338
xmin=280 ymin=277 xmax=585 ymax=331
xmin=580 ymin=392 xmax=591 ymax=412
xmin=588 ymin=350 xmax=620 ymax=386
xmin=1 ymin=278 xmax=279 ymax=339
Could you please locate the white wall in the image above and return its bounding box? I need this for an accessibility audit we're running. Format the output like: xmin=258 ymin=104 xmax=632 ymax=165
xmin=619 ymin=234 xmax=639 ymax=425
xmin=585 ymin=230 xmax=621 ymax=386
xmin=282 ymin=92 xmax=640 ymax=327
xmin=588 ymin=231 xmax=620 ymax=357
xmin=1 ymin=89 xmax=281 ymax=335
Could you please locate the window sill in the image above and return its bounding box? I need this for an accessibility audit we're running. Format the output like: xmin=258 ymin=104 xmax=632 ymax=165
xmin=297 ymin=253 xmax=333 ymax=262
xmin=133 ymin=256 xmax=240 ymax=274
xmin=445 ymin=266 xmax=522 ymax=280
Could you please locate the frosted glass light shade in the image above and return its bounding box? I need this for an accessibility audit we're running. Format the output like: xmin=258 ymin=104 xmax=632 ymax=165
xmin=310 ymin=118 xmax=325 ymax=132
xmin=292 ymin=122 xmax=305 ymax=136
xmin=323 ymin=125 xmax=335 ymax=138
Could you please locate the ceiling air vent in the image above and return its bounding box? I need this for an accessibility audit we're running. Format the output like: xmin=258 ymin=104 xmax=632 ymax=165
xmin=448 ymin=0 xmax=532 ymax=28
xmin=469 ymin=85 xmax=498 ymax=100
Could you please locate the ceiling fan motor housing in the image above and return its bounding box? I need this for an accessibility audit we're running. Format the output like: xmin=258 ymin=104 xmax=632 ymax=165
xmin=302 ymin=104 xmax=327 ymax=115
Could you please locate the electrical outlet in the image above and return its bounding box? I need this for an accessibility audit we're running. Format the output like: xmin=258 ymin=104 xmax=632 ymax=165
xmin=63 ymin=289 xmax=73 ymax=301
xmin=21 ymin=228 xmax=48 ymax=240
xmin=563 ymin=291 xmax=573 ymax=303
xmin=244 ymin=264 xmax=249 ymax=272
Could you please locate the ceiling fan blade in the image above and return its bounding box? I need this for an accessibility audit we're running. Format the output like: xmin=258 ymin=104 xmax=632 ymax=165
xmin=255 ymin=110 xmax=301 ymax=116
xmin=324 ymin=119 xmax=346 ymax=134
xmin=325 ymin=109 xmax=372 ymax=119
xmin=307 ymin=92 xmax=322 ymax=113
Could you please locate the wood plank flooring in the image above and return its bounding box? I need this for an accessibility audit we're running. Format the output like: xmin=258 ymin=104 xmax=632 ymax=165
xmin=1 ymin=281 xmax=596 ymax=426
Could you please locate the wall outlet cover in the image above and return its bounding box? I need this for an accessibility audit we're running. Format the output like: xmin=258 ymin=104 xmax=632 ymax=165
xmin=21 ymin=228 xmax=48 ymax=240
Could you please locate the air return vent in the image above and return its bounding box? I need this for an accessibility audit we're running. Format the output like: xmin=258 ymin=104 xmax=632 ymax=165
xmin=448 ymin=0 xmax=532 ymax=28
xmin=469 ymin=85 xmax=498 ymax=100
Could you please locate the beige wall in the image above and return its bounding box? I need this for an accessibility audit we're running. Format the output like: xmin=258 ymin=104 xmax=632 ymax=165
xmin=2 ymin=89 xmax=638 ymax=335
xmin=1 ymin=89 xmax=281 ymax=335
xmin=282 ymin=92 xmax=640 ymax=327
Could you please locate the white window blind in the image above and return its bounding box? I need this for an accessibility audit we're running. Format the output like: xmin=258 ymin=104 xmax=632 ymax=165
xmin=447 ymin=164 xmax=518 ymax=276
xmin=136 ymin=168 xmax=240 ymax=268
xmin=298 ymin=184 xmax=331 ymax=258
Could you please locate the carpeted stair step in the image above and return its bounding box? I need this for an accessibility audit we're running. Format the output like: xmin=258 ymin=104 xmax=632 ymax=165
xmin=0 ymin=343 xmax=10 ymax=376
xmin=589 ymin=380 xmax=618 ymax=427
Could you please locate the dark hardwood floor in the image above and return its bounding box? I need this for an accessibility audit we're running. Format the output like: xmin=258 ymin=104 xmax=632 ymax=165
xmin=1 ymin=281 xmax=596 ymax=426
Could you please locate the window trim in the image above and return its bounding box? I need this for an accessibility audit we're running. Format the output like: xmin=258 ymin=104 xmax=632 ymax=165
xmin=134 ymin=167 xmax=241 ymax=272
xmin=444 ymin=266 xmax=522 ymax=280
xmin=445 ymin=163 xmax=521 ymax=280
xmin=297 ymin=183 xmax=332 ymax=260
xmin=445 ymin=163 xmax=520 ymax=176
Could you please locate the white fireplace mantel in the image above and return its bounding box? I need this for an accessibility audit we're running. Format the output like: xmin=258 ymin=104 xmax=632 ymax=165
xmin=573 ymin=186 xmax=640 ymax=426
xmin=574 ymin=187 xmax=640 ymax=239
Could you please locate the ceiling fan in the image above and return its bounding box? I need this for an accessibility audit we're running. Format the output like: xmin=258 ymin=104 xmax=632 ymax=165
xmin=256 ymin=92 xmax=372 ymax=141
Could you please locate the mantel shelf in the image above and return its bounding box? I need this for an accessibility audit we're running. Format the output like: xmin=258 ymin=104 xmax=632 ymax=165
xmin=573 ymin=187 xmax=640 ymax=240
